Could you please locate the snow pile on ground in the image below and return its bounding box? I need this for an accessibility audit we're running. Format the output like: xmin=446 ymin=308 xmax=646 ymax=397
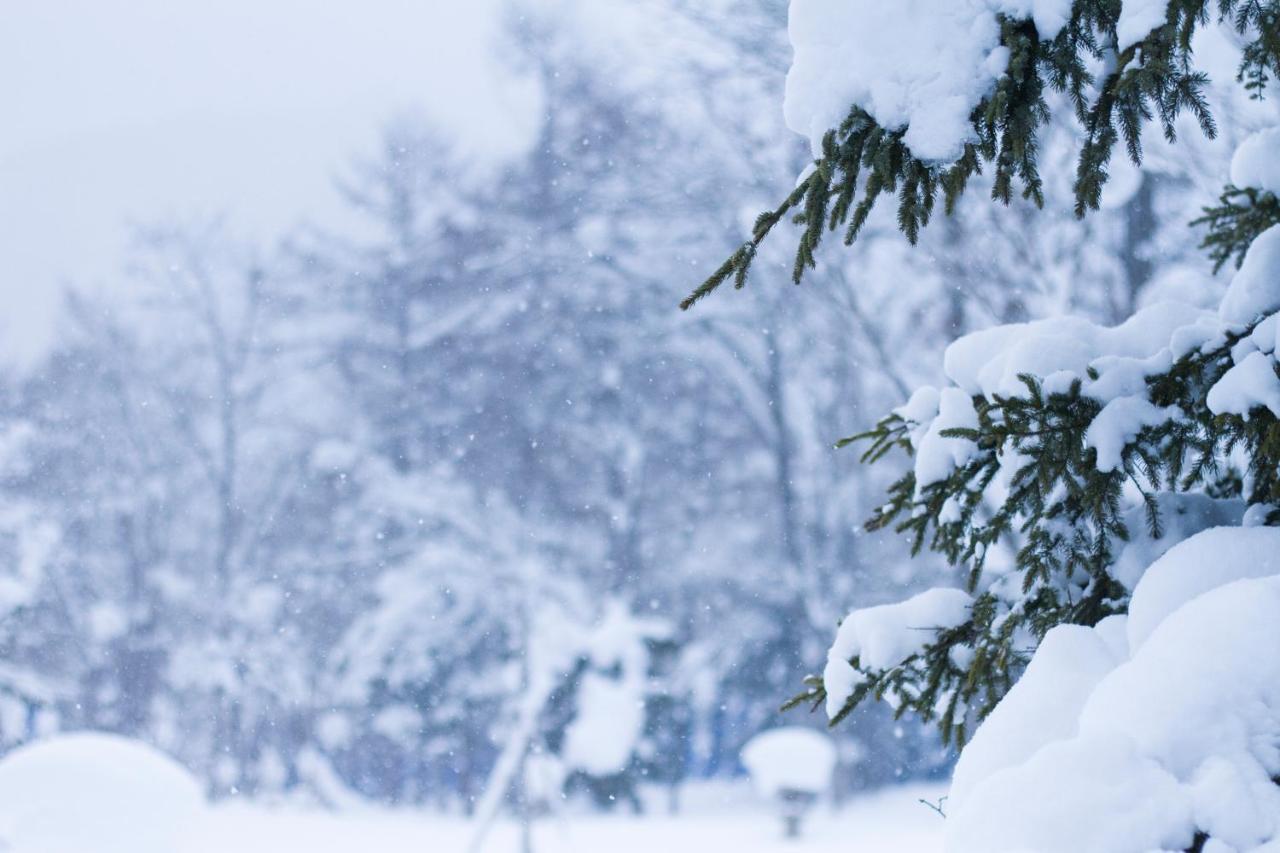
xmin=740 ymin=727 xmax=837 ymax=797
xmin=184 ymin=781 xmax=946 ymax=853
xmin=824 ymin=588 xmax=971 ymax=716
xmin=1124 ymin=525 xmax=1280 ymax=649
xmin=947 ymin=623 xmax=1125 ymax=808
xmin=944 ymin=525 xmax=1280 ymax=852
xmin=0 ymin=732 xmax=206 ymax=853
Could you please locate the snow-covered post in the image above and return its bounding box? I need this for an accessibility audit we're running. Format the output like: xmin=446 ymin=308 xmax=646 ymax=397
xmin=740 ymin=727 xmax=837 ymax=839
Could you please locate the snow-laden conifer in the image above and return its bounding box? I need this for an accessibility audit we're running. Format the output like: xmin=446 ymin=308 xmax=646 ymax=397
xmin=693 ymin=1 xmax=1280 ymax=849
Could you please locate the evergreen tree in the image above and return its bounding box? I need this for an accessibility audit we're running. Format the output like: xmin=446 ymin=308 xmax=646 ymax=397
xmin=687 ymin=2 xmax=1280 ymax=848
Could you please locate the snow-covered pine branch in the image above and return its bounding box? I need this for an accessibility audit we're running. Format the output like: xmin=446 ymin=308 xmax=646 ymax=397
xmin=813 ymin=224 xmax=1280 ymax=740
xmin=684 ymin=0 xmax=1280 ymax=309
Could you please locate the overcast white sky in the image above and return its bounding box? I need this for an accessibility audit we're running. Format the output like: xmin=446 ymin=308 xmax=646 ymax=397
xmin=1 ymin=1 xmax=535 ymax=366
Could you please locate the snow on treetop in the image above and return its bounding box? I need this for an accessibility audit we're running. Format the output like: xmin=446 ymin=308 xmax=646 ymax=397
xmin=740 ymin=726 xmax=837 ymax=797
xmin=784 ymin=0 xmax=1073 ymax=161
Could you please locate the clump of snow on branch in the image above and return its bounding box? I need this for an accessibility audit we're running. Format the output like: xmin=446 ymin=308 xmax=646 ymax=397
xmin=1231 ymin=128 xmax=1280 ymax=196
xmin=1207 ymin=349 xmax=1280 ymax=418
xmin=911 ymin=388 xmax=981 ymax=489
xmin=895 ymin=221 xmax=1280 ymax=487
xmin=894 ymin=300 xmax=1216 ymax=488
xmin=1115 ymin=0 xmax=1173 ymax=50
xmin=1219 ymin=225 xmax=1280 ymax=326
xmin=1085 ymin=397 xmax=1178 ymax=472
xmin=784 ymin=0 xmax=1074 ymax=161
xmin=823 ymin=587 xmax=972 ymax=716
xmin=942 ymin=301 xmax=1208 ymax=401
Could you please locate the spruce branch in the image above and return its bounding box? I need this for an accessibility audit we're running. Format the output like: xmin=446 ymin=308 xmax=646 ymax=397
xmin=1194 ymin=185 xmax=1280 ymax=271
xmin=803 ymin=319 xmax=1280 ymax=743
xmin=685 ymin=0 xmax=1279 ymax=308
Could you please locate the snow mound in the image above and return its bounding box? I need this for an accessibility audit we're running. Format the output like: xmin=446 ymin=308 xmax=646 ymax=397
xmin=949 ymin=733 xmax=1192 ymax=853
xmin=1079 ymin=577 xmax=1280 ymax=846
xmin=740 ymin=727 xmax=837 ymax=797
xmin=1220 ymin=225 xmax=1280 ymax=327
xmin=948 ymin=624 xmax=1122 ymax=810
xmin=784 ymin=0 xmax=1072 ymax=162
xmin=823 ymin=588 xmax=972 ymax=717
xmin=1125 ymin=525 xmax=1280 ymax=652
xmin=0 ymin=732 xmax=206 ymax=853
xmin=1231 ymin=128 xmax=1280 ymax=196
xmin=947 ymin=529 xmax=1280 ymax=852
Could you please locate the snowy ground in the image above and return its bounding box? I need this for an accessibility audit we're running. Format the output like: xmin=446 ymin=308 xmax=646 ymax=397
xmin=184 ymin=783 xmax=946 ymax=853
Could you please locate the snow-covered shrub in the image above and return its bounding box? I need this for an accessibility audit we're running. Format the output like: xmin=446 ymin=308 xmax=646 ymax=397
xmin=554 ymin=601 xmax=672 ymax=811
xmin=0 ymin=732 xmax=205 ymax=853
xmin=467 ymin=600 xmax=671 ymax=850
